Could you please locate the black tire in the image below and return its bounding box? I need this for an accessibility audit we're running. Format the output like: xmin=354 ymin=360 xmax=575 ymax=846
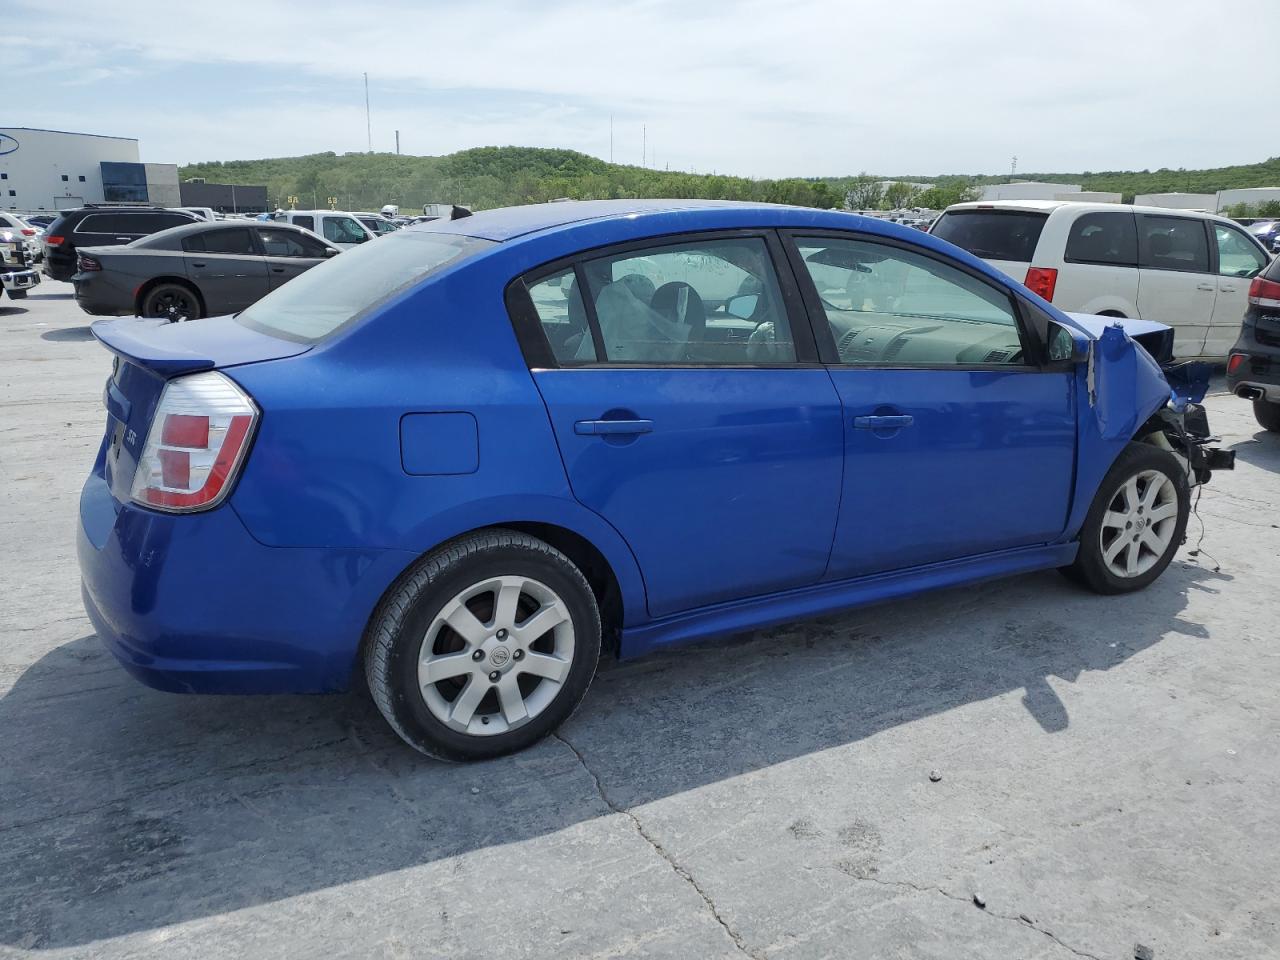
xmin=1254 ymin=399 xmax=1280 ymax=433
xmin=364 ymin=529 xmax=601 ymax=761
xmin=140 ymin=282 xmax=202 ymax=321
xmin=1064 ymin=441 xmax=1190 ymax=595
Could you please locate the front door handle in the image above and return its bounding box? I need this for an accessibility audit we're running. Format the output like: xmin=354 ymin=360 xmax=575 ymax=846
xmin=853 ymin=414 xmax=914 ymax=430
xmin=1220 ymin=285 xmax=1236 ymax=293
xmin=271 ymin=266 xmax=285 ymax=273
xmin=574 ymin=419 xmax=654 ymax=436
xmin=191 ymin=262 xmax=206 ymax=268
xmin=1196 ymin=282 xmax=1214 ymax=291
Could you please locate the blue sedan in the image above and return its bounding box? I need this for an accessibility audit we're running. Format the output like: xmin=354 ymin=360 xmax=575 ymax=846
xmin=78 ymin=200 xmax=1232 ymax=760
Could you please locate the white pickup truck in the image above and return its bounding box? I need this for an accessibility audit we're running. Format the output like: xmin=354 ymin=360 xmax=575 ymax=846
xmin=0 ymin=228 xmax=39 ymax=300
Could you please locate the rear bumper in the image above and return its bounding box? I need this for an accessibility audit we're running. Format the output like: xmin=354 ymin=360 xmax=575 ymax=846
xmin=1227 ymin=319 xmax=1280 ymax=400
xmin=0 ymin=267 xmax=39 ymax=297
xmin=77 ymin=464 xmax=414 ymax=694
xmin=74 ymin=272 xmax=135 ymax=317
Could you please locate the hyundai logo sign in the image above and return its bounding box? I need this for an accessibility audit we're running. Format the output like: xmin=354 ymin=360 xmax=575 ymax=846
xmin=0 ymin=133 xmax=17 ymax=156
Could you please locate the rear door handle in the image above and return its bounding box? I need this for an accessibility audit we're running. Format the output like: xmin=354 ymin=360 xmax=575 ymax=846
xmin=191 ymin=261 xmax=206 ymax=268
xmin=1196 ymin=282 xmax=1215 ymax=291
xmin=271 ymin=266 xmax=285 ymax=273
xmin=574 ymin=419 xmax=654 ymax=436
xmin=853 ymin=414 xmax=914 ymax=430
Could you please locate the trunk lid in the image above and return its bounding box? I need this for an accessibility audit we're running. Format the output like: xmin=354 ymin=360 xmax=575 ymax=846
xmin=92 ymin=316 xmax=309 ymax=501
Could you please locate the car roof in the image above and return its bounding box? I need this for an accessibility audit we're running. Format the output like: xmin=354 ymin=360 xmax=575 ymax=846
xmin=943 ymin=199 xmax=1234 ymax=221
xmin=412 ymin=198 xmax=860 ymax=242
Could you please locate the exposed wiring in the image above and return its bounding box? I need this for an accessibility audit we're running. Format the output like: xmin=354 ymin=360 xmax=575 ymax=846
xmin=1186 ymin=484 xmax=1221 ymax=573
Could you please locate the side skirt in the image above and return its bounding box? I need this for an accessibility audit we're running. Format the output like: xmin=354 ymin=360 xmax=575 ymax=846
xmin=619 ymin=542 xmax=1079 ymax=659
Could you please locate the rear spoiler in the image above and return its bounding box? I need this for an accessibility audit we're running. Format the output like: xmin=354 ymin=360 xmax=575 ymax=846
xmin=92 ymin=319 xmax=216 ymax=378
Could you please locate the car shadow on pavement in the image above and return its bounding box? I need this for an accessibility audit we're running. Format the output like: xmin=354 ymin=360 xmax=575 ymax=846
xmin=0 ymin=305 xmax=29 ymax=317
xmin=1229 ymin=431 xmax=1280 ymax=471
xmin=39 ymin=326 xmax=95 ymax=343
xmin=0 ymin=560 xmax=1225 ymax=949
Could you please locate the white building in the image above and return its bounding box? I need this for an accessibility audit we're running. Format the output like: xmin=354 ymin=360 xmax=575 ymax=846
xmin=980 ymin=181 xmax=1081 ymax=201
xmin=1055 ymin=191 xmax=1122 ymax=203
xmin=1132 ymin=192 xmax=1216 ymax=211
xmin=0 ymin=127 xmax=179 ymax=212
xmin=1215 ymin=187 xmax=1280 ymax=212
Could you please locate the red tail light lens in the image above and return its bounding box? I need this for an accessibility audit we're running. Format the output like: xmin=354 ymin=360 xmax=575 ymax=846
xmin=1248 ymin=276 xmax=1280 ymax=309
xmin=1024 ymin=267 xmax=1058 ymax=302
xmin=45 ymin=235 xmax=64 ymax=247
xmin=20 ymin=228 xmax=35 ymax=236
xmin=131 ymin=372 xmax=258 ymax=512
xmin=1227 ymin=353 xmax=1246 ymax=375
xmin=77 ymin=254 xmax=102 ymax=272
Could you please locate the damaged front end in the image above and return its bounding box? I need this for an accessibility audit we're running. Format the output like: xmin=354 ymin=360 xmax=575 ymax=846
xmin=1081 ymin=318 xmax=1235 ymax=486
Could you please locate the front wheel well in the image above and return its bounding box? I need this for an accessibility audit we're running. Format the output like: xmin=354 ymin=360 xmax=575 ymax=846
xmin=134 ymin=276 xmax=205 ymax=316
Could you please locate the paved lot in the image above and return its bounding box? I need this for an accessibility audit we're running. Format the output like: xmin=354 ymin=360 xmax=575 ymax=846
xmin=2 ymin=281 xmax=1278 ymax=959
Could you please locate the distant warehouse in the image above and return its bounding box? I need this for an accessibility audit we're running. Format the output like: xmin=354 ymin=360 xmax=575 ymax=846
xmin=179 ymin=178 xmax=268 ymax=214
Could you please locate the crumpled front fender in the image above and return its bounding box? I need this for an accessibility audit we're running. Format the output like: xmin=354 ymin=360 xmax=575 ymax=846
xmin=1088 ymin=323 xmax=1172 ymax=441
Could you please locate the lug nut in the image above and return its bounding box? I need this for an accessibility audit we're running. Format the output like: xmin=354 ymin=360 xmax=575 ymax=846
xmin=472 ymin=649 xmax=484 ymax=661
xmin=513 ymin=649 xmax=524 ymax=661
xmin=496 ymin=628 xmax=508 ymax=640
xmin=489 ymin=671 xmax=500 ymax=683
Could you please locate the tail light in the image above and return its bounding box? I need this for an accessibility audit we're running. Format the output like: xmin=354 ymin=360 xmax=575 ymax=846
xmin=20 ymin=228 xmax=35 ymax=236
xmin=77 ymin=254 xmax=102 ymax=272
xmin=1024 ymin=267 xmax=1058 ymax=302
xmin=131 ymin=371 xmax=258 ymax=512
xmin=1227 ymin=353 xmax=1246 ymax=376
xmin=1248 ymin=275 xmax=1280 ymax=309
xmin=45 ymin=235 xmax=64 ymax=247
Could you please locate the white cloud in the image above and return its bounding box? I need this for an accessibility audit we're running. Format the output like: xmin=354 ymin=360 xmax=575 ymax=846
xmin=16 ymin=0 xmax=1280 ymax=177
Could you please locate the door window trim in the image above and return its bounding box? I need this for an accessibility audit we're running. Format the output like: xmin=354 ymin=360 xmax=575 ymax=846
xmin=779 ymin=228 xmax=1050 ymax=370
xmin=504 ymin=228 xmax=823 ymax=370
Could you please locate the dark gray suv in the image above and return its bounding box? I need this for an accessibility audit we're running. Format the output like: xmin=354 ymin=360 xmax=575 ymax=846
xmin=44 ymin=206 xmax=198 ymax=282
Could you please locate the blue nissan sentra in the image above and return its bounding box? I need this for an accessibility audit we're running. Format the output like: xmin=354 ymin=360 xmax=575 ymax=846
xmin=78 ymin=199 xmax=1232 ymax=761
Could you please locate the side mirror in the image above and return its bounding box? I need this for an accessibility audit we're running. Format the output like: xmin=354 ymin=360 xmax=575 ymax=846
xmin=324 ymin=247 xmax=340 ymax=257
xmin=724 ymin=294 xmax=759 ymax=320
xmin=1047 ymin=321 xmax=1089 ymax=364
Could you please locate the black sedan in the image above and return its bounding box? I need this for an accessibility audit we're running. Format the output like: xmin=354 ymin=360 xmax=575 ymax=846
xmin=73 ymin=221 xmax=339 ymax=320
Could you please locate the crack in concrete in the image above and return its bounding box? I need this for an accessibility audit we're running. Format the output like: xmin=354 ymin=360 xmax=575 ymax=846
xmin=847 ymin=874 xmax=1104 ymax=960
xmin=553 ymin=733 xmax=764 ymax=960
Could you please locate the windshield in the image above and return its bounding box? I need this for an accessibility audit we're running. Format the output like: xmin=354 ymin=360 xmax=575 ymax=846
xmin=931 ymin=210 xmax=1049 ymax=263
xmin=236 ymin=231 xmax=495 ymax=343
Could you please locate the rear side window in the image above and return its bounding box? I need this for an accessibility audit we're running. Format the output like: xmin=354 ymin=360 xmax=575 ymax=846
xmin=1065 ymin=212 xmax=1137 ymax=266
xmin=527 ymin=269 xmax=591 ymax=364
xmin=1139 ymin=216 xmax=1209 ymax=273
xmin=182 ymin=228 xmax=255 ymax=255
xmin=292 ymin=215 xmax=315 ymax=231
xmin=76 ymin=212 xmax=191 ymax=235
xmin=236 ymin=231 xmax=494 ymax=343
xmin=322 ymin=216 xmax=368 ymax=244
xmin=930 ymin=210 xmax=1048 ymax=263
xmin=258 ymin=227 xmax=329 ymax=258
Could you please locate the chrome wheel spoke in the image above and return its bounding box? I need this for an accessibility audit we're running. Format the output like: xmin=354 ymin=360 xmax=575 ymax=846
xmin=442 ymin=602 xmax=488 ymax=648
xmin=496 ymin=675 xmax=528 ymax=725
xmin=1103 ymin=534 xmax=1128 ymax=563
xmin=520 ymin=652 xmax=570 ymax=683
xmin=1148 ymin=501 xmax=1179 ymax=523
xmin=448 ymin=676 xmax=487 ymax=726
xmin=420 ymin=651 xmax=475 ymax=684
xmin=1102 ymin=509 xmax=1129 ymax=530
xmin=493 ymin=577 xmax=524 ymax=629
xmin=1141 ymin=474 xmax=1168 ymax=509
xmin=1124 ymin=540 xmax=1139 ymax=576
xmin=515 ymin=600 xmax=570 ymax=643
xmin=1121 ymin=476 xmax=1141 ymax=512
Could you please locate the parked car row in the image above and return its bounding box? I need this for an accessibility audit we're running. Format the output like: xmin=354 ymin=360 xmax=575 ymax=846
xmin=79 ymin=199 xmax=1232 ymax=760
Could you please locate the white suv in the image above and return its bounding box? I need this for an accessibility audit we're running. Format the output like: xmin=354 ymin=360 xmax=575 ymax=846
xmin=931 ymin=200 xmax=1272 ymax=358
xmin=270 ymin=210 xmax=374 ymax=250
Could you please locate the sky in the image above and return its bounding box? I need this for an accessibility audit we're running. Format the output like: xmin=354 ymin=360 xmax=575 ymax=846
xmin=16 ymin=0 xmax=1280 ymax=179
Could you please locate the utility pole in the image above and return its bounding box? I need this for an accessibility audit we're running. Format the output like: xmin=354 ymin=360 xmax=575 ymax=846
xmin=609 ymin=114 xmax=613 ymax=164
xmin=364 ymin=72 xmax=372 ymax=152
xmin=395 ymin=129 xmax=400 ymax=155
xmin=1011 ymin=155 xmax=1017 ymax=176
xmin=642 ymin=124 xmax=646 ymax=167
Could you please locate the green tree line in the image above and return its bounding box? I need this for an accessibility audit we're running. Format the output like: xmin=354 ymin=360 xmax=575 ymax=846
xmin=178 ymin=146 xmax=1280 ymax=213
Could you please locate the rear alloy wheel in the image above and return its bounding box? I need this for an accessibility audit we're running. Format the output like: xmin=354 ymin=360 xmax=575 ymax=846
xmin=1064 ymin=442 xmax=1189 ymax=594
xmin=1254 ymin=399 xmax=1280 ymax=432
xmin=365 ymin=530 xmax=600 ymax=761
xmin=141 ymin=283 xmax=202 ymax=322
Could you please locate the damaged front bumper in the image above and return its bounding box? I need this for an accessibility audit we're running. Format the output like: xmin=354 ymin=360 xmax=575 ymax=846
xmin=1148 ymin=360 xmax=1235 ymax=485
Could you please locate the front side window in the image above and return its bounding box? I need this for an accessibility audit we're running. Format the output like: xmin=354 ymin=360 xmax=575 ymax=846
xmin=1065 ymin=212 xmax=1137 ymax=266
xmin=236 ymin=231 xmax=494 ymax=343
xmin=1214 ymin=224 xmax=1267 ymax=278
xmin=795 ymin=236 xmax=1024 ymax=365
xmin=322 ymin=216 xmax=368 ymax=244
xmin=572 ymin=237 xmax=795 ymax=363
xmin=1139 ymin=216 xmax=1209 ymax=273
xmin=292 ymin=214 xmax=315 ymax=231
xmin=258 ymin=227 xmax=328 ymax=258
xmin=183 ymin=228 xmax=255 ymax=255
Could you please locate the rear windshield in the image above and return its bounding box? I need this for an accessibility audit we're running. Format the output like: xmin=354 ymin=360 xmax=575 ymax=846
xmin=1265 ymin=251 xmax=1280 ymax=282
xmin=235 ymin=231 xmax=495 ymax=343
xmin=930 ymin=210 xmax=1049 ymax=263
